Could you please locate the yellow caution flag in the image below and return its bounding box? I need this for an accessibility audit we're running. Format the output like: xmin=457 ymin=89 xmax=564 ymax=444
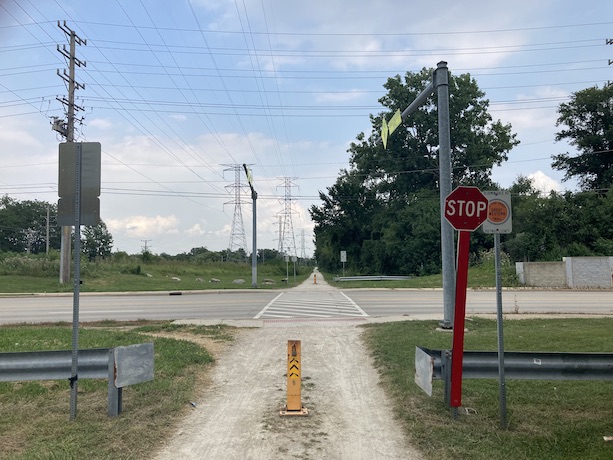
xmin=388 ymin=109 xmax=402 ymax=135
xmin=381 ymin=118 xmax=389 ymax=149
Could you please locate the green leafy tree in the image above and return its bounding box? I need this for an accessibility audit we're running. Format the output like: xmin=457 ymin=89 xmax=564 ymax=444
xmin=552 ymin=84 xmax=613 ymax=191
xmin=81 ymin=221 xmax=113 ymax=261
xmin=310 ymin=68 xmax=518 ymax=274
xmin=505 ymin=175 xmax=613 ymax=262
xmin=310 ymin=170 xmax=378 ymax=272
xmin=0 ymin=196 xmax=60 ymax=253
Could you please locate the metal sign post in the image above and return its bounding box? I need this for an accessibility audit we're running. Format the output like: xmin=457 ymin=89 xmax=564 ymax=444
xmin=58 ymin=141 xmax=101 ymax=420
xmin=69 ymin=143 xmax=82 ymax=421
xmin=444 ymin=186 xmax=488 ymax=416
xmin=379 ymin=62 xmax=454 ymax=329
xmin=483 ymin=190 xmax=513 ymax=429
xmin=340 ymin=250 xmax=347 ymax=277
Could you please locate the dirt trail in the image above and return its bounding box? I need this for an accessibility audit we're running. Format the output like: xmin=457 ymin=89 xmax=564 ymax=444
xmin=154 ymin=272 xmax=423 ymax=460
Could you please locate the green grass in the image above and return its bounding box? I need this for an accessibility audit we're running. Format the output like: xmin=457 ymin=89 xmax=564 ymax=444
xmin=0 ymin=262 xmax=313 ymax=293
xmin=323 ymin=261 xmax=518 ymax=289
xmin=0 ymin=322 xmax=229 ymax=459
xmin=362 ymin=317 xmax=613 ymax=460
xmin=3 ymin=318 xmax=613 ymax=458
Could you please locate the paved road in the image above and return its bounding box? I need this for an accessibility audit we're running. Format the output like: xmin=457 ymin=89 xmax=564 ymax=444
xmin=0 ymin=272 xmax=611 ymax=324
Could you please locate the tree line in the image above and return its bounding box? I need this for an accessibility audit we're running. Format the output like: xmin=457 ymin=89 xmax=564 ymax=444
xmin=0 ymin=195 xmax=113 ymax=261
xmin=0 ymin=196 xmax=307 ymax=265
xmin=309 ymin=69 xmax=613 ymax=275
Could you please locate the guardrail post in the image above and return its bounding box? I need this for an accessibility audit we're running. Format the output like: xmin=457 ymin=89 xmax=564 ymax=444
xmin=107 ymin=348 xmax=121 ymax=416
xmin=442 ymin=350 xmax=452 ymax=406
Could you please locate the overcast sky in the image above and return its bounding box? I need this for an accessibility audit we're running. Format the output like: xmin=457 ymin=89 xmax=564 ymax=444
xmin=1 ymin=1 xmax=612 ymax=256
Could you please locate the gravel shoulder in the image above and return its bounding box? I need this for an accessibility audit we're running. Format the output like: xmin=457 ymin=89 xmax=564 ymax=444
xmin=154 ymin=273 xmax=424 ymax=460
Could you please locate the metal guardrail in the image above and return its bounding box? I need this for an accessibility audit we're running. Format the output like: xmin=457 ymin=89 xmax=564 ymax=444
xmin=415 ymin=346 xmax=613 ymax=401
xmin=0 ymin=343 xmax=154 ymax=416
xmin=333 ymin=275 xmax=411 ymax=282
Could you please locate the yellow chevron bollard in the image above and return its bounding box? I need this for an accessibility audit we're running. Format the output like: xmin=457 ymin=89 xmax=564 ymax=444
xmin=280 ymin=340 xmax=308 ymax=416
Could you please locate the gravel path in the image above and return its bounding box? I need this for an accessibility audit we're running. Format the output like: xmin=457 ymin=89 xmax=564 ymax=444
xmin=154 ymin=273 xmax=424 ymax=460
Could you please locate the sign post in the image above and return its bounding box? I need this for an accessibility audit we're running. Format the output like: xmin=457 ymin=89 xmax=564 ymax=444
xmin=340 ymin=250 xmax=347 ymax=277
xmin=444 ymin=186 xmax=488 ymax=414
xmin=483 ymin=190 xmax=513 ymax=429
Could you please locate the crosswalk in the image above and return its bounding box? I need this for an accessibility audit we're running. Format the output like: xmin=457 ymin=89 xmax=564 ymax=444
xmin=254 ymin=291 xmax=368 ymax=320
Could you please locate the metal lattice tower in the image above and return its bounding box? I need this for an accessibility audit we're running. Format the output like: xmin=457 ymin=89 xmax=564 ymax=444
xmin=223 ymin=164 xmax=249 ymax=258
xmin=277 ymin=177 xmax=298 ymax=258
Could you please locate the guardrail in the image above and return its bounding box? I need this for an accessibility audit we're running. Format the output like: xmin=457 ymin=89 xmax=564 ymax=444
xmin=415 ymin=346 xmax=613 ymax=402
xmin=333 ymin=275 xmax=411 ymax=282
xmin=0 ymin=343 xmax=154 ymax=416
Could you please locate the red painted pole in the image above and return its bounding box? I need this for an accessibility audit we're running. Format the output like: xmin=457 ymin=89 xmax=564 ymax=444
xmin=450 ymin=230 xmax=471 ymax=407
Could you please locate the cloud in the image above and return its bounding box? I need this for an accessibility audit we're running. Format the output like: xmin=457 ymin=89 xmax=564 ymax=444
xmin=528 ymin=170 xmax=561 ymax=194
xmin=106 ymin=215 xmax=180 ymax=238
xmin=88 ymin=118 xmax=113 ymax=130
xmin=315 ymin=89 xmax=367 ymax=104
xmin=186 ymin=223 xmax=206 ymax=236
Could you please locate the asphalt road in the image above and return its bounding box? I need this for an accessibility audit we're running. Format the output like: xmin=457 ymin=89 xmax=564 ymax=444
xmin=0 ymin=287 xmax=611 ymax=324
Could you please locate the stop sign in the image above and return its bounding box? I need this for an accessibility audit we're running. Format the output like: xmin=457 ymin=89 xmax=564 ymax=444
xmin=444 ymin=186 xmax=488 ymax=231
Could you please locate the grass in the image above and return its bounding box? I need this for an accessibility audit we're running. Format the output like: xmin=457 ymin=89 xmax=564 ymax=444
xmin=0 ymin=261 xmax=313 ymax=294
xmin=2 ymin=318 xmax=613 ymax=458
xmin=0 ymin=321 xmax=235 ymax=459
xmin=323 ymin=261 xmax=518 ymax=289
xmin=362 ymin=317 xmax=613 ymax=460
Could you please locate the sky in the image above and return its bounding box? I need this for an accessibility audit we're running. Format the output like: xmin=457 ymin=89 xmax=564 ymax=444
xmin=1 ymin=0 xmax=612 ymax=256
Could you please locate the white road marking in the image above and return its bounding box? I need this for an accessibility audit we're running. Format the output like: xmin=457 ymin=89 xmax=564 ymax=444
xmin=254 ymin=291 xmax=368 ymax=319
xmin=253 ymin=293 xmax=284 ymax=319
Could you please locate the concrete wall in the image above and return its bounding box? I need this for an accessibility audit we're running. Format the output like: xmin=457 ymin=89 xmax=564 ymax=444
xmin=516 ymin=261 xmax=566 ymax=287
xmin=564 ymin=257 xmax=613 ymax=288
xmin=516 ymin=257 xmax=613 ymax=288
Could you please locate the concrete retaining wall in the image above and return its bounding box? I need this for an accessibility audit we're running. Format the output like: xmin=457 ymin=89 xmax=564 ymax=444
xmin=564 ymin=256 xmax=613 ymax=288
xmin=516 ymin=261 xmax=566 ymax=287
xmin=516 ymin=257 xmax=613 ymax=288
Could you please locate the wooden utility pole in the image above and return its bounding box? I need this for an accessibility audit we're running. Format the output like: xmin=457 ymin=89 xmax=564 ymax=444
xmin=55 ymin=21 xmax=86 ymax=284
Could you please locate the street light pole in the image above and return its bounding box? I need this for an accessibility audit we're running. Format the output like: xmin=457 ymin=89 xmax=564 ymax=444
xmin=243 ymin=164 xmax=258 ymax=287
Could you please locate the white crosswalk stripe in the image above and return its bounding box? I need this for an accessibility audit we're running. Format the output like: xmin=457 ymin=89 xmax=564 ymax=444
xmin=254 ymin=291 xmax=368 ymax=319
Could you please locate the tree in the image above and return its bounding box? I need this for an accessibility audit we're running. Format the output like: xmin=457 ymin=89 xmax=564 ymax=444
xmin=552 ymin=84 xmax=613 ymax=191
xmin=310 ymin=170 xmax=378 ymax=272
xmin=350 ymin=69 xmax=518 ymax=198
xmin=0 ymin=196 xmax=60 ymax=253
xmin=81 ymin=221 xmax=113 ymax=261
xmin=310 ymin=68 xmax=518 ymax=274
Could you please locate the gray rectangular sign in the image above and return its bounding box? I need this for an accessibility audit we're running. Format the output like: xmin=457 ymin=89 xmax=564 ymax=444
xmin=58 ymin=142 xmax=101 ymax=226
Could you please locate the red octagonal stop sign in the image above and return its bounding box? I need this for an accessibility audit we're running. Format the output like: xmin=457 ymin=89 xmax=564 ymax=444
xmin=444 ymin=186 xmax=488 ymax=231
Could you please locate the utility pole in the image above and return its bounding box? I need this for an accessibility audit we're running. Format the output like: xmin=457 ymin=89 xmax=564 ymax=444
xmin=55 ymin=21 xmax=86 ymax=285
xmin=300 ymin=229 xmax=307 ymax=261
xmin=243 ymin=164 xmax=258 ymax=287
xmin=46 ymin=205 xmax=50 ymax=254
xmin=277 ymin=215 xmax=283 ymax=254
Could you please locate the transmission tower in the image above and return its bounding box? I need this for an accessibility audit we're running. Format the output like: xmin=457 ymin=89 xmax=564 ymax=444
xmin=223 ymin=164 xmax=249 ymax=260
xmin=277 ymin=177 xmax=298 ymax=258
